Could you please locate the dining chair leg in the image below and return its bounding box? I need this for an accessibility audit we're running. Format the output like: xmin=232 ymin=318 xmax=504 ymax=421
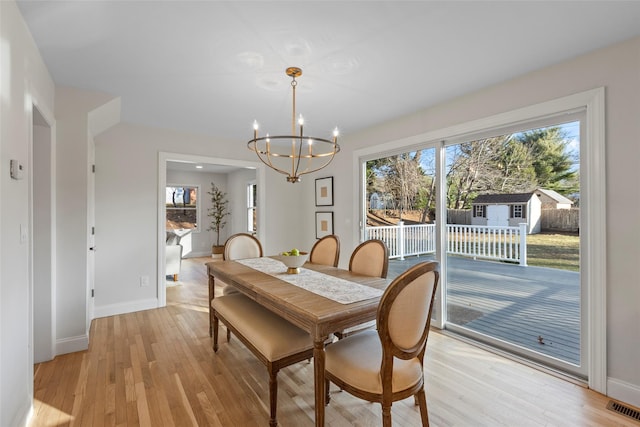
xmin=212 ymin=315 xmax=219 ymax=352
xmin=381 ymin=402 xmax=392 ymax=427
xmin=226 ymin=328 xmax=231 ymax=342
xmin=209 ymin=299 xmax=215 ymax=338
xmin=268 ymin=368 xmax=278 ymax=427
xmin=325 ymin=379 xmax=330 ymax=405
xmin=416 ymin=389 xmax=430 ymax=427
xmin=208 ymin=277 xmax=214 ymax=337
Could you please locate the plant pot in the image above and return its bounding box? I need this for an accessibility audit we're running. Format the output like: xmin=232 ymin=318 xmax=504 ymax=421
xmin=212 ymin=245 xmax=225 ymax=255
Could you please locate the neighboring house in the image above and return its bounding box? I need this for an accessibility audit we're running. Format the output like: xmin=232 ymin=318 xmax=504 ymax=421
xmin=534 ymin=188 xmax=574 ymax=209
xmin=369 ymin=192 xmax=394 ymax=210
xmin=471 ymin=192 xmax=542 ymax=234
xmin=369 ymin=192 xmax=383 ymax=210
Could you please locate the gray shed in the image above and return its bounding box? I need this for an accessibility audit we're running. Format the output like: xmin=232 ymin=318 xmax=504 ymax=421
xmin=471 ymin=192 xmax=541 ymax=234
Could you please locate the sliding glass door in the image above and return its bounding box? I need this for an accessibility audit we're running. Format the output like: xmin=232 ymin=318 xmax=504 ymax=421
xmin=361 ymin=113 xmax=586 ymax=378
xmin=364 ymin=148 xmax=439 ymax=320
xmin=443 ymin=116 xmax=584 ymax=377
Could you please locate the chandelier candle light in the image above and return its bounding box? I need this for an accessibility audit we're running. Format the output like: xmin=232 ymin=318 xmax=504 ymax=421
xmin=247 ymin=67 xmax=340 ymax=183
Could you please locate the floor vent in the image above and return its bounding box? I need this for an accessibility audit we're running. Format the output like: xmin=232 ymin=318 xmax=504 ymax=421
xmin=607 ymin=400 xmax=640 ymax=422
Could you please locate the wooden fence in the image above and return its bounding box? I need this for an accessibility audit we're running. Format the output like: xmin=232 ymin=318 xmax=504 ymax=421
xmin=447 ymin=209 xmax=472 ymax=224
xmin=541 ymin=208 xmax=579 ymax=232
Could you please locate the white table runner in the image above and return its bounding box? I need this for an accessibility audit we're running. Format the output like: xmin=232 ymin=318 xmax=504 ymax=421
xmin=236 ymin=257 xmax=383 ymax=304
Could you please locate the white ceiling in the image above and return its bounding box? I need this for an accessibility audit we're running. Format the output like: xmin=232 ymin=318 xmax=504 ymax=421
xmin=17 ymin=1 xmax=640 ymax=145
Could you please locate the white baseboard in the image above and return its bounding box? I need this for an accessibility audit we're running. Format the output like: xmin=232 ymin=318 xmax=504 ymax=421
xmin=608 ymin=377 xmax=640 ymax=408
xmin=56 ymin=334 xmax=89 ymax=355
xmin=93 ymin=298 xmax=159 ymax=319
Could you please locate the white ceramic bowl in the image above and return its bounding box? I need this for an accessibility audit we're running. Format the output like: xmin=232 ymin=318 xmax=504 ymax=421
xmin=273 ymin=252 xmax=309 ymax=274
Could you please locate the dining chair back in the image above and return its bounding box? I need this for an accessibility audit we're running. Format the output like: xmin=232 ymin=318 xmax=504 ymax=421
xmin=349 ymin=239 xmax=389 ymax=278
xmin=223 ymin=233 xmax=263 ymax=261
xmin=222 ymin=233 xmax=263 ymax=296
xmin=324 ymin=261 xmax=439 ymax=427
xmin=334 ymin=239 xmax=389 ymax=339
xmin=309 ymin=234 xmax=340 ymax=267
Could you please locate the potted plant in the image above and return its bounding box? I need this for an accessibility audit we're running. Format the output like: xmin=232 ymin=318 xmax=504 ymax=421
xmin=207 ymin=182 xmax=231 ymax=255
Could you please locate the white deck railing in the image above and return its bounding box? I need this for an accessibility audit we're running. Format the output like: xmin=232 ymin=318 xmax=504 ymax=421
xmin=365 ymin=222 xmax=527 ymax=266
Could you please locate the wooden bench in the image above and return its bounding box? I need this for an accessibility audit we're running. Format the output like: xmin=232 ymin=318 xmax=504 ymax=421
xmin=211 ymin=293 xmax=314 ymax=427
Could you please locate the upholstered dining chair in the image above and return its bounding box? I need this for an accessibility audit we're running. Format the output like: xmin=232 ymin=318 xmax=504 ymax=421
xmin=309 ymin=234 xmax=340 ymax=267
xmin=334 ymin=239 xmax=389 ymax=339
xmin=208 ymin=233 xmax=263 ymax=338
xmin=222 ymin=233 xmax=263 ymax=295
xmin=349 ymin=238 xmax=389 ymax=279
xmin=324 ymin=261 xmax=440 ymax=427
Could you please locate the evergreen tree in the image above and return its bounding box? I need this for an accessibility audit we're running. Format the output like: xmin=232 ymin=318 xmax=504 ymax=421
xmin=514 ymin=127 xmax=579 ymax=195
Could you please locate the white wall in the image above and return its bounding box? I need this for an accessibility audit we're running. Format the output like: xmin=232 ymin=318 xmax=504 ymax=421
xmin=314 ymin=36 xmax=640 ymax=406
xmin=0 ymin=1 xmax=55 ymax=425
xmin=54 ymin=86 xmax=117 ymax=355
xmin=94 ymin=123 xmax=303 ymax=317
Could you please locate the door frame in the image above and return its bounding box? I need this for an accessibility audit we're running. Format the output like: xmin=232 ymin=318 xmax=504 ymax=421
xmin=28 ymin=89 xmax=57 ymax=370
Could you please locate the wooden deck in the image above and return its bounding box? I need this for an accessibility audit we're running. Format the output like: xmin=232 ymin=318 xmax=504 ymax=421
xmin=388 ymin=255 xmax=581 ymax=365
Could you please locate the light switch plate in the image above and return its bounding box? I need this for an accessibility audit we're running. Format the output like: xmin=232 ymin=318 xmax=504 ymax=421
xmin=10 ymin=160 xmax=24 ymax=180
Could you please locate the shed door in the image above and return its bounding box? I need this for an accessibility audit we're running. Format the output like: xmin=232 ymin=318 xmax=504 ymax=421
xmin=487 ymin=205 xmax=509 ymax=227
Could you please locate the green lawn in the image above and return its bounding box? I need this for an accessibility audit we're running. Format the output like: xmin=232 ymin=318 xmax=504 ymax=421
xmin=526 ymin=232 xmax=579 ymax=272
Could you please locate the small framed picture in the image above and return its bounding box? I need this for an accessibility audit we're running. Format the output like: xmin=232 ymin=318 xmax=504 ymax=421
xmin=315 ymin=212 xmax=334 ymax=239
xmin=315 ymin=177 xmax=334 ymax=206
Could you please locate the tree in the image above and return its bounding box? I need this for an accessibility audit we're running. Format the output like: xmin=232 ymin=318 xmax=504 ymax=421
xmin=446 ymin=137 xmax=515 ymax=208
xmin=416 ymin=176 xmax=436 ymax=222
xmin=370 ymin=152 xmax=425 ymax=221
xmin=207 ymin=183 xmax=230 ymax=249
xmin=388 ymin=153 xmax=423 ymax=221
xmin=514 ymin=127 xmax=579 ymax=195
xmin=367 ymin=125 xmax=578 ymax=220
xmin=445 ymin=125 xmax=577 ymax=209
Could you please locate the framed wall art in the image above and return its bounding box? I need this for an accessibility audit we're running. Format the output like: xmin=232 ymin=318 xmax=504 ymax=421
xmin=315 ymin=211 xmax=334 ymax=239
xmin=315 ymin=176 xmax=334 ymax=206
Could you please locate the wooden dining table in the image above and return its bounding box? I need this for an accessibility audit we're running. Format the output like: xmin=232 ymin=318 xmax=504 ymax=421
xmin=206 ymin=258 xmax=390 ymax=426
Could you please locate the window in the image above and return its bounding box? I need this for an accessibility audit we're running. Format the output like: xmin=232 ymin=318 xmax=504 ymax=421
xmin=247 ymin=183 xmax=257 ymax=233
xmin=166 ymin=185 xmax=199 ymax=231
xmin=512 ymin=204 xmax=523 ymax=218
xmin=474 ymin=205 xmax=486 ymax=218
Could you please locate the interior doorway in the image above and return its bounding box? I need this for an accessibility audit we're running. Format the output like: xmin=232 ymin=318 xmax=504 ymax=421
xmin=157 ymin=152 xmax=265 ymax=307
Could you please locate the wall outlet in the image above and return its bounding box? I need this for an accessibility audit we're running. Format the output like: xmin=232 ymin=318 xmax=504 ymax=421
xmin=139 ymin=276 xmax=149 ymax=287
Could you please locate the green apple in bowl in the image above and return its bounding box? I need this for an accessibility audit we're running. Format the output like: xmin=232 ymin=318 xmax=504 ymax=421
xmin=274 ymin=250 xmax=308 ymax=274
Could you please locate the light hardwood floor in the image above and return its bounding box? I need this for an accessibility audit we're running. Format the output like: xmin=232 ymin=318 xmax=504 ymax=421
xmin=30 ymin=257 xmax=637 ymax=426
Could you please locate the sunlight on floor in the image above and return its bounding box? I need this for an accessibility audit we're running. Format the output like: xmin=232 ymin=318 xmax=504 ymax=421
xmin=31 ymin=400 xmax=74 ymax=426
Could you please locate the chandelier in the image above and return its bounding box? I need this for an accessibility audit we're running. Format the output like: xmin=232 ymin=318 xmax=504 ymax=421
xmin=247 ymin=67 xmax=340 ymax=183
